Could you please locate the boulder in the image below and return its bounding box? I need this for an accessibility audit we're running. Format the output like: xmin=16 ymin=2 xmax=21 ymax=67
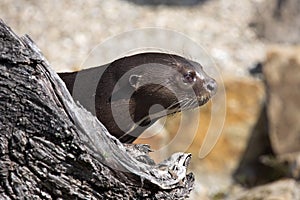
xmin=250 ymin=0 xmax=300 ymax=44
xmin=234 ymin=46 xmax=300 ymax=186
xmin=230 ymin=179 xmax=300 ymax=200
xmin=264 ymin=46 xmax=300 ymax=155
xmin=125 ymin=0 xmax=206 ymax=6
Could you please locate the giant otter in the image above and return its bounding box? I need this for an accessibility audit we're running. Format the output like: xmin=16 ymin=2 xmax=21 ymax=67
xmin=58 ymin=52 xmax=217 ymax=143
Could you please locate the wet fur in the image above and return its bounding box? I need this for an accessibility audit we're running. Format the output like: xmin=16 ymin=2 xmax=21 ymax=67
xmin=58 ymin=52 xmax=216 ymax=143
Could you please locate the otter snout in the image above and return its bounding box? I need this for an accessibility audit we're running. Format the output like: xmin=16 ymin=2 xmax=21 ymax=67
xmin=204 ymin=78 xmax=217 ymax=96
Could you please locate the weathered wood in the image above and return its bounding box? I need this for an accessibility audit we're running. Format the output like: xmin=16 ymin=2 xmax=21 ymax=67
xmin=0 ymin=20 xmax=194 ymax=199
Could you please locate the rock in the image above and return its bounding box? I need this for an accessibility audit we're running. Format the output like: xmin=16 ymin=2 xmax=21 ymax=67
xmin=234 ymin=46 xmax=300 ymax=186
xmin=230 ymin=179 xmax=300 ymax=200
xmin=233 ymin=106 xmax=278 ymax=187
xmin=250 ymin=0 xmax=300 ymax=44
xmin=263 ymin=46 xmax=300 ymax=155
xmin=125 ymin=0 xmax=206 ymax=6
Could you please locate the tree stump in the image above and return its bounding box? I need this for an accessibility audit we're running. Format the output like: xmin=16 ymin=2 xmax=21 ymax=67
xmin=0 ymin=20 xmax=194 ymax=199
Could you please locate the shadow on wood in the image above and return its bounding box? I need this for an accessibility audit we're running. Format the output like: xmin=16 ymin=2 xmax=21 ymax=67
xmin=0 ymin=20 xmax=194 ymax=199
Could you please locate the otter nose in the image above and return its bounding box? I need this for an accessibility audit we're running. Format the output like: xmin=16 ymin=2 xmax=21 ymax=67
xmin=205 ymin=79 xmax=217 ymax=96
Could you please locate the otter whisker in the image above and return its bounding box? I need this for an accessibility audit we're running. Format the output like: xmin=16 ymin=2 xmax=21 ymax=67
xmin=129 ymin=99 xmax=185 ymax=131
xmin=168 ymin=98 xmax=186 ymax=109
xmin=190 ymin=98 xmax=198 ymax=109
xmin=183 ymin=98 xmax=198 ymax=110
xmin=165 ymin=99 xmax=184 ymax=111
xmin=187 ymin=98 xmax=195 ymax=109
xmin=180 ymin=98 xmax=193 ymax=110
xmin=181 ymin=99 xmax=191 ymax=110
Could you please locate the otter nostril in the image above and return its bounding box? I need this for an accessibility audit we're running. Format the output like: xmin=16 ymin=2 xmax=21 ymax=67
xmin=206 ymin=80 xmax=217 ymax=95
xmin=207 ymin=83 xmax=215 ymax=91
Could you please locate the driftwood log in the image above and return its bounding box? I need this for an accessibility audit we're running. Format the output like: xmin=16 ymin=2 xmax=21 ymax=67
xmin=0 ymin=20 xmax=194 ymax=199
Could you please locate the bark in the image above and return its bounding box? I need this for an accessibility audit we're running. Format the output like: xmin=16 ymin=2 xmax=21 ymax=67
xmin=0 ymin=20 xmax=194 ymax=200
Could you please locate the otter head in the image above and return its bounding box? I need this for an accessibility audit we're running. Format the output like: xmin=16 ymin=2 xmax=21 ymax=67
xmin=99 ymin=53 xmax=217 ymax=142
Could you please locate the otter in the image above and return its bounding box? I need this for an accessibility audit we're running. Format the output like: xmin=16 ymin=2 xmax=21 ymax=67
xmin=58 ymin=52 xmax=217 ymax=143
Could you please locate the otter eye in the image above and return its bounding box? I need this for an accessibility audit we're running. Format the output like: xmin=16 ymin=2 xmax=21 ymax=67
xmin=182 ymin=71 xmax=196 ymax=85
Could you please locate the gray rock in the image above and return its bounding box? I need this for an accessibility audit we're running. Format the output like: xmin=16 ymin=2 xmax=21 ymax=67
xmin=251 ymin=0 xmax=300 ymax=44
xmin=124 ymin=0 xmax=206 ymax=6
xmin=231 ymin=179 xmax=300 ymax=200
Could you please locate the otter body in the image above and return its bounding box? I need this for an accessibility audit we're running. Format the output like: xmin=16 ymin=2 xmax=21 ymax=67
xmin=58 ymin=53 xmax=217 ymax=143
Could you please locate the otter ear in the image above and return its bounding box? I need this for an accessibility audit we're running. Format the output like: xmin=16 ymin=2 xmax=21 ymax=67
xmin=129 ymin=74 xmax=142 ymax=89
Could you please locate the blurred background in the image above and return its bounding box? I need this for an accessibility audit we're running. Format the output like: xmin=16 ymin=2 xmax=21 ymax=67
xmin=1 ymin=0 xmax=299 ymax=199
